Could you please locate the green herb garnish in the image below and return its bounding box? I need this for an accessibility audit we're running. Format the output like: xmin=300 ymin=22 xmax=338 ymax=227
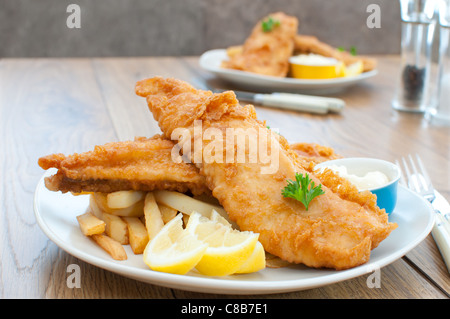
xmin=337 ymin=46 xmax=357 ymax=56
xmin=262 ymin=16 xmax=280 ymax=32
xmin=281 ymin=173 xmax=325 ymax=210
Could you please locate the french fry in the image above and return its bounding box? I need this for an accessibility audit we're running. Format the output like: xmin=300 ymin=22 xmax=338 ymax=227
xmin=143 ymin=193 xmax=165 ymax=240
xmin=91 ymin=234 xmax=127 ymax=260
xmin=106 ymin=190 xmax=145 ymax=209
xmin=93 ymin=192 xmax=145 ymax=217
xmin=159 ymin=204 xmax=178 ymax=224
xmin=89 ymin=194 xmax=104 ymax=220
xmin=153 ymin=190 xmax=237 ymax=228
xmin=103 ymin=213 xmax=129 ymax=245
xmin=76 ymin=211 xmax=106 ymax=236
xmin=123 ymin=217 xmax=149 ymax=254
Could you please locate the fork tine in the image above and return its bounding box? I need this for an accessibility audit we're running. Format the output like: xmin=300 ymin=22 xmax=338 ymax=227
xmin=401 ymin=156 xmax=416 ymax=192
xmin=408 ymin=154 xmax=420 ymax=193
xmin=415 ymin=154 xmax=432 ymax=191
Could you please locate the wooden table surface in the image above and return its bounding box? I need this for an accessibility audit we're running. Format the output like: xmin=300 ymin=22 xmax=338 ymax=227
xmin=1 ymin=55 xmax=449 ymax=299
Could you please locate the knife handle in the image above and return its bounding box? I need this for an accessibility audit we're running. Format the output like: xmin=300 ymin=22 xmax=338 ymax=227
xmin=254 ymin=93 xmax=330 ymax=114
xmin=273 ymin=93 xmax=345 ymax=113
xmin=431 ymin=213 xmax=450 ymax=274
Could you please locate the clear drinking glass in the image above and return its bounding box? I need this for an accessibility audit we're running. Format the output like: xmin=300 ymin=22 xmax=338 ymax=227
xmin=392 ymin=0 xmax=438 ymax=112
xmin=426 ymin=0 xmax=450 ymax=125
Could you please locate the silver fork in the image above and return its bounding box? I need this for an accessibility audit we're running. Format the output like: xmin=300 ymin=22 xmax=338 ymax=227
xmin=397 ymin=154 xmax=435 ymax=202
xmin=397 ymin=154 xmax=450 ymax=274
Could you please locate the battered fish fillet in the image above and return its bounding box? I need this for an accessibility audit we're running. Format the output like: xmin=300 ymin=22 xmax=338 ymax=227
xmin=135 ymin=76 xmax=397 ymax=270
xmin=294 ymin=35 xmax=377 ymax=72
xmin=38 ymin=135 xmax=338 ymax=195
xmin=290 ymin=142 xmax=341 ymax=164
xmin=38 ymin=135 xmax=210 ymax=195
xmin=221 ymin=12 xmax=298 ymax=77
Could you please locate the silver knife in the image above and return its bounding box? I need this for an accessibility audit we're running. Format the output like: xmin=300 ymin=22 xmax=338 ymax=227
xmin=225 ymin=90 xmax=345 ymax=114
xmin=431 ymin=190 xmax=450 ymax=273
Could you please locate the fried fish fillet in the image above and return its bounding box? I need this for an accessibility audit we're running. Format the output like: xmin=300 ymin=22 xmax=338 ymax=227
xmin=221 ymin=12 xmax=298 ymax=77
xmin=135 ymin=76 xmax=396 ymax=270
xmin=294 ymin=34 xmax=377 ymax=72
xmin=38 ymin=134 xmax=340 ymax=195
xmin=38 ymin=135 xmax=210 ymax=195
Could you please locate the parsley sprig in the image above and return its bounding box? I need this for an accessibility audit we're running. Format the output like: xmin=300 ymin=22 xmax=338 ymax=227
xmin=262 ymin=16 xmax=280 ymax=32
xmin=337 ymin=46 xmax=358 ymax=56
xmin=281 ymin=173 xmax=325 ymax=210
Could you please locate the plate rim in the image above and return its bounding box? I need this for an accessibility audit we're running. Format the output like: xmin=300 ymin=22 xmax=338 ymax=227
xmin=33 ymin=170 xmax=434 ymax=295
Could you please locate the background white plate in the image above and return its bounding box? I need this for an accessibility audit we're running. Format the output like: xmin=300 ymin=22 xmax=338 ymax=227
xmin=34 ymin=170 xmax=434 ymax=295
xmin=199 ymin=49 xmax=378 ymax=94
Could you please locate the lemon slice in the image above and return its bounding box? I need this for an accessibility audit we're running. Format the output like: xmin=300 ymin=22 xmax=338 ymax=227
xmin=186 ymin=212 xmax=259 ymax=276
xmin=143 ymin=214 xmax=208 ymax=275
xmin=289 ymin=54 xmax=344 ymax=79
xmin=290 ymin=63 xmax=344 ymax=79
xmin=235 ymin=241 xmax=266 ymax=274
xmin=209 ymin=209 xmax=265 ymax=273
xmin=209 ymin=209 xmax=233 ymax=227
xmin=342 ymin=60 xmax=363 ymax=77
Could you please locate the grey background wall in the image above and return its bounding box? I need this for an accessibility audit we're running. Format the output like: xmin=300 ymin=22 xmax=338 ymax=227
xmin=1 ymin=0 xmax=401 ymax=57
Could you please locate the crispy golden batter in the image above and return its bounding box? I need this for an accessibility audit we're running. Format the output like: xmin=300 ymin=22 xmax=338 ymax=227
xmin=38 ymin=135 xmax=210 ymax=195
xmin=221 ymin=12 xmax=298 ymax=77
xmin=136 ymin=76 xmax=397 ymax=270
xmin=294 ymin=35 xmax=377 ymax=72
xmin=289 ymin=142 xmax=341 ymax=164
xmin=38 ymin=135 xmax=337 ymax=195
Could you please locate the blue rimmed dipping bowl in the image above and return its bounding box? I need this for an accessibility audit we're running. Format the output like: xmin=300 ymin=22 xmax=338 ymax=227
xmin=315 ymin=157 xmax=401 ymax=215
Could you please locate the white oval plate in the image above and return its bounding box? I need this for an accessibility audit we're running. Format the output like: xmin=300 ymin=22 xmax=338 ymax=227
xmin=199 ymin=49 xmax=378 ymax=94
xmin=34 ymin=169 xmax=434 ymax=295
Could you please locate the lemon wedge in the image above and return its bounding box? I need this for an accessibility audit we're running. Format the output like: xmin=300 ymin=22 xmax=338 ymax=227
xmin=235 ymin=241 xmax=266 ymax=274
xmin=342 ymin=60 xmax=363 ymax=77
xmin=186 ymin=212 xmax=259 ymax=276
xmin=289 ymin=54 xmax=344 ymax=79
xmin=209 ymin=209 xmax=233 ymax=227
xmin=209 ymin=209 xmax=265 ymax=274
xmin=143 ymin=214 xmax=208 ymax=275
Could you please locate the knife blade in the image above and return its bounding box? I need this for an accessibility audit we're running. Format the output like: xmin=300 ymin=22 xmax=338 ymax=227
xmin=230 ymin=90 xmax=345 ymax=114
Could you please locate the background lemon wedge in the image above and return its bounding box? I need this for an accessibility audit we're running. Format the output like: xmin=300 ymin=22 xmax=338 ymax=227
xmin=342 ymin=60 xmax=363 ymax=77
xmin=289 ymin=54 xmax=344 ymax=79
xmin=290 ymin=62 xmax=345 ymax=79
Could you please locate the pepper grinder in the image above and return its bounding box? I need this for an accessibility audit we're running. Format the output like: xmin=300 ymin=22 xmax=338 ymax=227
xmin=392 ymin=0 xmax=438 ymax=112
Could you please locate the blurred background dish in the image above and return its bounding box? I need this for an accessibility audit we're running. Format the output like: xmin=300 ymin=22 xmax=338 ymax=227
xmin=200 ymin=49 xmax=377 ymax=94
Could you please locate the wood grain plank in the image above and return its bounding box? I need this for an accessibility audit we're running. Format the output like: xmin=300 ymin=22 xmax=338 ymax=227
xmin=0 ymin=58 xmax=116 ymax=298
xmin=169 ymin=259 xmax=447 ymax=299
xmin=405 ymin=237 xmax=450 ymax=296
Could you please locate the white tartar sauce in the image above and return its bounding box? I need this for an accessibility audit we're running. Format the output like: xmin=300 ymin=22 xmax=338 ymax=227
xmin=322 ymin=165 xmax=389 ymax=191
xmin=289 ymin=54 xmax=339 ymax=66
